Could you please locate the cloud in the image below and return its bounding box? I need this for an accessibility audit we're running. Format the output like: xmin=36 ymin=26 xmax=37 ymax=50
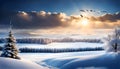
xmin=90 ymin=12 xmax=120 ymax=22
xmin=80 ymin=10 xmax=96 ymax=12
xmin=79 ymin=10 xmax=107 ymax=15
xmin=11 ymin=11 xmax=85 ymax=29
xmin=0 ymin=11 xmax=120 ymax=29
xmin=88 ymin=12 xmax=120 ymax=29
xmin=80 ymin=10 xmax=86 ymax=12
xmin=101 ymin=11 xmax=107 ymax=13
xmin=12 ymin=11 xmax=71 ymax=29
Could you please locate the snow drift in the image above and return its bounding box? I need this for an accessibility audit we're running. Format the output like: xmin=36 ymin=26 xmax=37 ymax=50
xmin=43 ymin=52 xmax=120 ymax=69
xmin=0 ymin=57 xmax=48 ymax=69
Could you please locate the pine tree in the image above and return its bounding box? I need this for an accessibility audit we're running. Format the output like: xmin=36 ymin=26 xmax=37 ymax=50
xmin=1 ymin=20 xmax=20 ymax=59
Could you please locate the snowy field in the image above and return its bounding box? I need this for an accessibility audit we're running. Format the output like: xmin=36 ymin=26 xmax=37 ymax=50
xmin=18 ymin=51 xmax=105 ymax=69
xmin=18 ymin=51 xmax=120 ymax=69
xmin=1 ymin=42 xmax=120 ymax=69
xmin=1 ymin=49 xmax=120 ymax=69
xmin=19 ymin=51 xmax=105 ymax=62
xmin=0 ymin=42 xmax=103 ymax=49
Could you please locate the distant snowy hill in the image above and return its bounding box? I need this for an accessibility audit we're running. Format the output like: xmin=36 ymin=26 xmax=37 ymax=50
xmin=43 ymin=52 xmax=120 ymax=69
xmin=0 ymin=57 xmax=48 ymax=69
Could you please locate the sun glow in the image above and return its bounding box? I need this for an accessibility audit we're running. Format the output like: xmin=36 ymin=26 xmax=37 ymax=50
xmin=81 ymin=19 xmax=89 ymax=26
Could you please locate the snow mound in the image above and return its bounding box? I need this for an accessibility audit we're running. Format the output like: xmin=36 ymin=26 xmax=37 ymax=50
xmin=43 ymin=52 xmax=120 ymax=69
xmin=0 ymin=57 xmax=48 ymax=69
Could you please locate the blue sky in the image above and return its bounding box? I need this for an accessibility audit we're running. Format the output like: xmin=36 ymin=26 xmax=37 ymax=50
xmin=0 ymin=0 xmax=120 ymax=15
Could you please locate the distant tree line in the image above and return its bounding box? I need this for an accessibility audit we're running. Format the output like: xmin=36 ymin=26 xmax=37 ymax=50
xmin=0 ymin=38 xmax=102 ymax=44
xmin=17 ymin=38 xmax=52 ymax=44
xmin=0 ymin=46 xmax=104 ymax=53
xmin=19 ymin=47 xmax=104 ymax=53
xmin=53 ymin=38 xmax=102 ymax=43
xmin=0 ymin=38 xmax=52 ymax=44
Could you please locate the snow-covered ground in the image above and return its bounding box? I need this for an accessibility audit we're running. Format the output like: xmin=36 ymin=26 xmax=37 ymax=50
xmin=0 ymin=42 xmax=103 ymax=49
xmin=1 ymin=42 xmax=120 ymax=69
xmin=19 ymin=51 xmax=105 ymax=62
xmin=18 ymin=51 xmax=105 ymax=69
xmin=19 ymin=51 xmax=120 ymax=69
xmin=60 ymin=52 xmax=120 ymax=69
xmin=17 ymin=42 xmax=103 ymax=49
xmin=2 ymin=50 xmax=120 ymax=69
xmin=0 ymin=57 xmax=49 ymax=69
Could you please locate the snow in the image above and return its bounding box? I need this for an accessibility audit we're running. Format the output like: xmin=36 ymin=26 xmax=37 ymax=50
xmin=19 ymin=51 xmax=120 ymax=69
xmin=103 ymin=28 xmax=120 ymax=52
xmin=19 ymin=51 xmax=105 ymax=62
xmin=41 ymin=52 xmax=120 ymax=69
xmin=0 ymin=57 xmax=49 ymax=69
xmin=61 ymin=53 xmax=119 ymax=69
xmin=18 ymin=51 xmax=105 ymax=69
xmin=16 ymin=42 xmax=103 ymax=49
xmin=0 ymin=42 xmax=120 ymax=69
xmin=1 ymin=50 xmax=120 ymax=69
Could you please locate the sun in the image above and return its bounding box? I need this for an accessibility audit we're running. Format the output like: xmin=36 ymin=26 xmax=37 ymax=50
xmin=81 ymin=19 xmax=89 ymax=26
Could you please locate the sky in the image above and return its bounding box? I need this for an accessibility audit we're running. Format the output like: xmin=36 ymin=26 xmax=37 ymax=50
xmin=0 ymin=0 xmax=120 ymax=38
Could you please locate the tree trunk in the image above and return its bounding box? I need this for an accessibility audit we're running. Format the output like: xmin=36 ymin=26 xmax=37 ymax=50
xmin=114 ymin=43 xmax=117 ymax=52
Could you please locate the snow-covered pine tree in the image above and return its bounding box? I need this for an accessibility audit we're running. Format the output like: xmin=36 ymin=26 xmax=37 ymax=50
xmin=104 ymin=27 xmax=120 ymax=52
xmin=1 ymin=20 xmax=20 ymax=59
